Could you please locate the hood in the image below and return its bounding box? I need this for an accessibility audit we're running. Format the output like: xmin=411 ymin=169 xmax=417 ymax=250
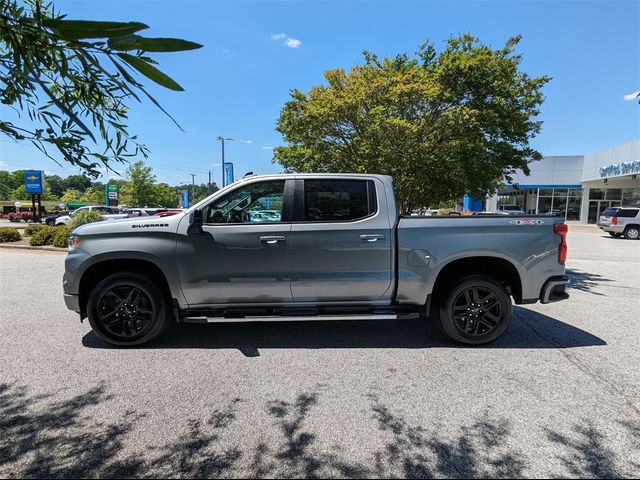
xmin=73 ymin=212 xmax=186 ymax=236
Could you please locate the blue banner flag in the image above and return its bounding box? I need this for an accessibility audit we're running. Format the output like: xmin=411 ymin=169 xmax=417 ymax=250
xmin=225 ymin=162 xmax=234 ymax=185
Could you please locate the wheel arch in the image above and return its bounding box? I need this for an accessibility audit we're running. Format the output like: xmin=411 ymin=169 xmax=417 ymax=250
xmin=429 ymin=256 xmax=523 ymax=313
xmin=78 ymin=258 xmax=173 ymax=318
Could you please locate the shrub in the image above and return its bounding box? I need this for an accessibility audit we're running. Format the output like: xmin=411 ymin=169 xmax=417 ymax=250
xmin=23 ymin=223 xmax=46 ymax=237
xmin=0 ymin=227 xmax=21 ymax=242
xmin=52 ymin=226 xmax=73 ymax=248
xmin=68 ymin=210 xmax=104 ymax=229
xmin=30 ymin=226 xmax=57 ymax=246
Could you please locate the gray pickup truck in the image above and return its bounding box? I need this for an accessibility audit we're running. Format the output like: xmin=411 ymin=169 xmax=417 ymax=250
xmin=63 ymin=173 xmax=570 ymax=346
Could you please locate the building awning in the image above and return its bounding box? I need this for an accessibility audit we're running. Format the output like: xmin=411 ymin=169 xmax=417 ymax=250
xmin=66 ymin=201 xmax=87 ymax=208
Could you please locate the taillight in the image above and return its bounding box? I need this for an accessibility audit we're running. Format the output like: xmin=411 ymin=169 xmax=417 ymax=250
xmin=554 ymin=223 xmax=568 ymax=264
xmin=612 ymin=216 xmax=618 ymax=225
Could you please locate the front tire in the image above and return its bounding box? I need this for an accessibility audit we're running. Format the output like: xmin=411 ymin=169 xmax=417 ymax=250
xmin=87 ymin=272 xmax=171 ymax=346
xmin=439 ymin=275 xmax=513 ymax=345
xmin=623 ymin=226 xmax=639 ymax=240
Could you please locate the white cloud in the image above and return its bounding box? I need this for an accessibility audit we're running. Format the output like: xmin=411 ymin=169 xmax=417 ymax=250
xmin=271 ymin=33 xmax=302 ymax=49
xmin=624 ymin=90 xmax=640 ymax=101
xmin=0 ymin=160 xmax=8 ymax=168
xmin=262 ymin=146 xmax=274 ymax=150
xmin=239 ymin=139 xmax=253 ymax=144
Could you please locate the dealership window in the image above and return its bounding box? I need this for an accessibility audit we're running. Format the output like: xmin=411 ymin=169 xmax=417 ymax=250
xmin=622 ymin=188 xmax=640 ymax=206
xmin=498 ymin=187 xmax=582 ymax=219
xmin=589 ymin=189 xmax=604 ymax=200
xmin=605 ymin=189 xmax=622 ymax=200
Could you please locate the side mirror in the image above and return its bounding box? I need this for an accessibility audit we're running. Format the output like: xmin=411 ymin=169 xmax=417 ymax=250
xmin=188 ymin=208 xmax=204 ymax=235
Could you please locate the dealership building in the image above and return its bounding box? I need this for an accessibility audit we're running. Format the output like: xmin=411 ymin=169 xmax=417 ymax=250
xmin=479 ymin=140 xmax=640 ymax=223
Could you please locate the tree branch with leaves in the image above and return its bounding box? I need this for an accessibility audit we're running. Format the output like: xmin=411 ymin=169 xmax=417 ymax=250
xmin=0 ymin=0 xmax=202 ymax=177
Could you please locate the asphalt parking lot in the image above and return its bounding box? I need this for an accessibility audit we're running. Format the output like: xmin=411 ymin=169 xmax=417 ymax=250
xmin=0 ymin=228 xmax=638 ymax=478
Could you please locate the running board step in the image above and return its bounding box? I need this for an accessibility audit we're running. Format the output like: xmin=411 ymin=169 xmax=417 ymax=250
xmin=183 ymin=313 xmax=419 ymax=324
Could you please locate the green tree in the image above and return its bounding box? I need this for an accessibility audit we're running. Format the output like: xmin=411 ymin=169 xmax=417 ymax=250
xmin=79 ymin=186 xmax=103 ymax=204
xmin=119 ymin=161 xmax=156 ymax=207
xmin=1 ymin=0 xmax=202 ymax=176
xmin=62 ymin=174 xmax=92 ymax=193
xmin=274 ymin=35 xmax=549 ymax=213
xmin=60 ymin=188 xmax=81 ymax=202
xmin=45 ymin=174 xmax=65 ymax=198
xmin=0 ymin=170 xmax=21 ymax=198
xmin=153 ymin=183 xmax=179 ymax=208
xmin=10 ymin=184 xmax=30 ymax=200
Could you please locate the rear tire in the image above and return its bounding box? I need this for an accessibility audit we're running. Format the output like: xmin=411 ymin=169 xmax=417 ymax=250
xmin=87 ymin=271 xmax=171 ymax=346
xmin=623 ymin=226 xmax=639 ymax=240
xmin=608 ymin=232 xmax=623 ymax=238
xmin=439 ymin=275 xmax=512 ymax=345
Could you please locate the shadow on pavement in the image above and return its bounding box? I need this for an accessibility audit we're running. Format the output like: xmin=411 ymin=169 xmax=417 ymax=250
xmin=566 ymin=268 xmax=613 ymax=296
xmin=1 ymin=383 xmax=636 ymax=478
xmin=82 ymin=306 xmax=606 ymax=354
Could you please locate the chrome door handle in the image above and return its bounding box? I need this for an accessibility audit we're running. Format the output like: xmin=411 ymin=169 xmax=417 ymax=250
xmin=360 ymin=234 xmax=385 ymax=242
xmin=260 ymin=235 xmax=286 ymax=244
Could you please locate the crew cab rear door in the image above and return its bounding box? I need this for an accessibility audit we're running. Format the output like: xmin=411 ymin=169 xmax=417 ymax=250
xmin=289 ymin=177 xmax=394 ymax=303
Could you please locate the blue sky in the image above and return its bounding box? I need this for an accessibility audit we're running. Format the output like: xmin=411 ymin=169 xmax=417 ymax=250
xmin=1 ymin=0 xmax=639 ymax=186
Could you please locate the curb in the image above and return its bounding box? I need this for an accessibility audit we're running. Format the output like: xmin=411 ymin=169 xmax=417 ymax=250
xmin=0 ymin=243 xmax=66 ymax=253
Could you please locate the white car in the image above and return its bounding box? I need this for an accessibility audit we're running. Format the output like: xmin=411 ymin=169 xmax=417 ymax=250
xmin=498 ymin=205 xmax=526 ymax=215
xmin=55 ymin=206 xmax=127 ymax=225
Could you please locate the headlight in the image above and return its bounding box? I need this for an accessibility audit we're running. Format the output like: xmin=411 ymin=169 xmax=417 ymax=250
xmin=68 ymin=234 xmax=81 ymax=251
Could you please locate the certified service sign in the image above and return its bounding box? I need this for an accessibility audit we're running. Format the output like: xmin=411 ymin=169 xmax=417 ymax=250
xmin=24 ymin=170 xmax=45 ymax=195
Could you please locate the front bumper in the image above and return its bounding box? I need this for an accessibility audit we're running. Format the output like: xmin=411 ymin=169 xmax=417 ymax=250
xmin=64 ymin=293 xmax=80 ymax=312
xmin=540 ymin=275 xmax=570 ymax=304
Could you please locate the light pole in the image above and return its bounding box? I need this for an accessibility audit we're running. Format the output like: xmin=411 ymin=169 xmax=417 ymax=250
xmin=190 ymin=173 xmax=196 ymax=204
xmin=216 ymin=136 xmax=233 ymax=187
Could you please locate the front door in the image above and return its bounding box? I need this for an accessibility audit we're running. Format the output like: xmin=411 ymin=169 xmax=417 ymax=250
xmin=289 ymin=178 xmax=393 ymax=303
xmin=177 ymin=179 xmax=293 ymax=306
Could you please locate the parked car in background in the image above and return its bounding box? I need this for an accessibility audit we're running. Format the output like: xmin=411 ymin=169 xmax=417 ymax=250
xmin=44 ymin=211 xmax=71 ymax=226
xmin=498 ymin=205 xmax=526 ymax=215
xmin=154 ymin=209 xmax=184 ymax=217
xmin=55 ymin=206 xmax=127 ymax=225
xmin=122 ymin=208 xmax=151 ymax=218
xmin=598 ymin=207 xmax=640 ymax=239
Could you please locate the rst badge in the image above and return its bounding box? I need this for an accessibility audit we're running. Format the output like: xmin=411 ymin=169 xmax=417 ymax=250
xmin=510 ymin=219 xmax=545 ymax=225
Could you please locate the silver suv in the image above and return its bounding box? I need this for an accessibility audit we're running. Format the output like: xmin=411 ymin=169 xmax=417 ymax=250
xmin=598 ymin=207 xmax=640 ymax=239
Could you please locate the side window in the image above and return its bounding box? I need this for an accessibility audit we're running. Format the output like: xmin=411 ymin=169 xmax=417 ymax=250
xmin=304 ymin=180 xmax=376 ymax=222
xmin=619 ymin=209 xmax=639 ymax=218
xmin=205 ymin=180 xmax=285 ymax=224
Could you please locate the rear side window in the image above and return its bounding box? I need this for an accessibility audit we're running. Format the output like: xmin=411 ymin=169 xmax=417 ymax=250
xmin=602 ymin=208 xmax=619 ymax=217
xmin=304 ymin=180 xmax=376 ymax=222
xmin=618 ymin=209 xmax=639 ymax=218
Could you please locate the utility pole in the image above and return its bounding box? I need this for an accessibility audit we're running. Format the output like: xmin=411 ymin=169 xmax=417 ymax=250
xmin=190 ymin=173 xmax=196 ymax=204
xmin=208 ymin=170 xmax=212 ymax=195
xmin=216 ymin=136 xmax=234 ymax=187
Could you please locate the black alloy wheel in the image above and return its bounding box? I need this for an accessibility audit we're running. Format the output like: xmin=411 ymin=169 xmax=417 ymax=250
xmin=450 ymin=286 xmax=502 ymax=337
xmin=97 ymin=285 xmax=154 ymax=339
xmin=439 ymin=275 xmax=513 ymax=345
xmin=87 ymin=272 xmax=170 ymax=346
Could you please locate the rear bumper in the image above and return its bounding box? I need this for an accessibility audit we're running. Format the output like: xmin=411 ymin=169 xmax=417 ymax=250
xmin=540 ymin=275 xmax=570 ymax=304
xmin=598 ymin=224 xmax=624 ymax=233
